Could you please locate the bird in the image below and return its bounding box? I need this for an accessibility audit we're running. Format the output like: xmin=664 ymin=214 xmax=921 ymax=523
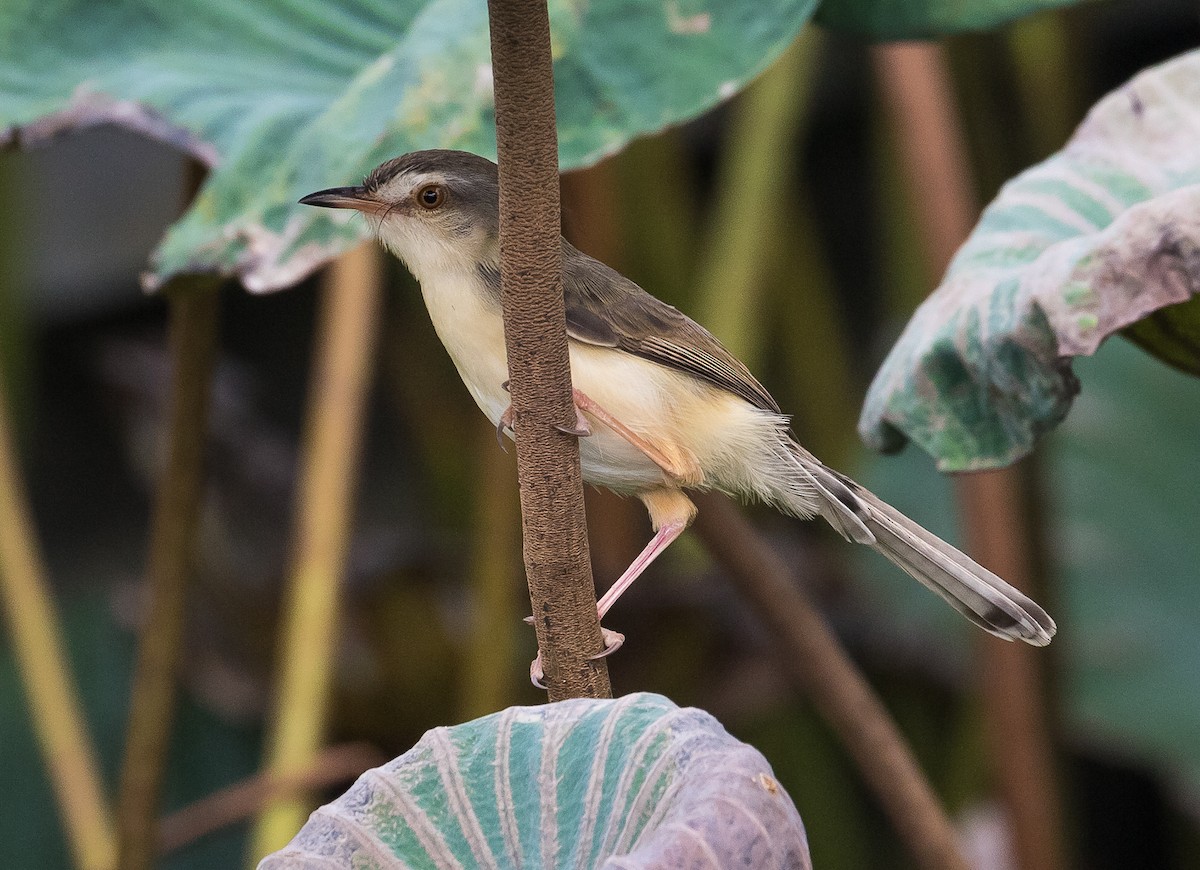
xmin=300 ymin=149 xmax=1056 ymax=679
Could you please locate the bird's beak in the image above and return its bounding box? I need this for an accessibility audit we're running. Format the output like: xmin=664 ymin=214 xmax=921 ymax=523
xmin=299 ymin=185 xmax=379 ymax=212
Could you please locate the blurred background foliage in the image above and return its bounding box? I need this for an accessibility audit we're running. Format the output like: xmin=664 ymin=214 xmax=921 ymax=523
xmin=2 ymin=0 xmax=1200 ymax=867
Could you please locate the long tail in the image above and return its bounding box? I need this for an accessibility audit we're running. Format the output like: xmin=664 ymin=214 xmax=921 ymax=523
xmin=783 ymin=443 xmax=1056 ymax=646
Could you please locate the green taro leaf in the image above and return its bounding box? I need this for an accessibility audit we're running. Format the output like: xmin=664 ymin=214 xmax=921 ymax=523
xmin=0 ymin=0 xmax=815 ymax=293
xmin=814 ymin=0 xmax=1088 ymax=39
xmin=260 ymin=693 xmax=811 ymax=869
xmin=860 ymin=48 xmax=1200 ymax=472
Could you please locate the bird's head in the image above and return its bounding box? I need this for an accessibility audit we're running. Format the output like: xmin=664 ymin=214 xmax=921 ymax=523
xmin=300 ymin=149 xmax=501 ymax=284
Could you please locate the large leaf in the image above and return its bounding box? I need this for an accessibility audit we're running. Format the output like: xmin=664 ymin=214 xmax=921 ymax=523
xmin=814 ymin=0 xmax=1086 ymax=39
xmin=851 ymin=339 xmax=1200 ymax=794
xmin=0 ymin=0 xmax=815 ymax=293
xmin=860 ymin=49 xmax=1200 ymax=472
xmin=260 ymin=693 xmax=811 ymax=869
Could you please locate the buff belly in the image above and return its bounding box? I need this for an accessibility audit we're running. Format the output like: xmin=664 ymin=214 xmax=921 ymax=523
xmin=417 ymin=271 xmax=793 ymax=500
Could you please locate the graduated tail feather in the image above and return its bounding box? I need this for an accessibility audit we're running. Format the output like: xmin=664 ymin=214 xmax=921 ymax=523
xmin=783 ymin=443 xmax=1056 ymax=647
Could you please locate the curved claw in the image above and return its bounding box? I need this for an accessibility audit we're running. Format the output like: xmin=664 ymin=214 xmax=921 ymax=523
xmin=529 ymin=652 xmax=546 ymax=689
xmin=529 ymin=628 xmax=623 ymax=688
xmin=496 ymin=406 xmax=515 ymax=451
xmin=555 ymin=407 xmax=592 ymax=438
xmin=590 ymin=627 xmax=625 ymax=660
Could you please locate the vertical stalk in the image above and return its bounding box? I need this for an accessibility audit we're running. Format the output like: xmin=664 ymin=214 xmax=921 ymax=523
xmin=695 ymin=30 xmax=822 ymax=370
xmin=250 ymin=242 xmax=384 ymax=859
xmin=1006 ymin=12 xmax=1080 ymax=159
xmin=457 ymin=435 xmax=522 ymax=722
xmin=872 ymin=41 xmax=1064 ymax=870
xmin=612 ymin=134 xmax=697 ymax=308
xmin=956 ymin=467 xmax=1062 ymax=870
xmin=872 ymin=44 xmax=976 ymax=273
xmin=116 ymin=280 xmax=222 ymax=870
xmin=770 ymin=200 xmax=858 ymax=464
xmin=0 ymin=348 xmax=116 ymax=870
xmin=872 ymin=106 xmax=935 ymax=320
xmin=487 ymin=0 xmax=611 ymax=701
xmin=117 ymin=159 xmax=217 ymax=870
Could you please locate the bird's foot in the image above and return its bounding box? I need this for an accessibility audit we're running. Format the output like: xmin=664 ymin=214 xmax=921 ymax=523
xmin=529 ymin=627 xmax=624 ymax=689
xmin=530 ymin=655 xmax=544 ymax=689
xmin=555 ymin=406 xmax=592 ymax=438
xmin=496 ymin=406 xmax=514 ymax=450
xmin=592 ymin=627 xmax=625 ymax=658
xmin=496 ymin=402 xmax=590 ymax=447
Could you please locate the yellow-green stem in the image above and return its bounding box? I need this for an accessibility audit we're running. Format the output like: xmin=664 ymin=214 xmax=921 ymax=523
xmin=696 ymin=29 xmax=821 ymax=370
xmin=613 ymin=133 xmax=697 ymax=308
xmin=1006 ymin=11 xmax=1081 ymax=159
xmin=250 ymin=242 xmax=384 ymax=861
xmin=770 ymin=199 xmax=857 ymax=464
xmin=457 ymin=433 xmax=522 ymax=721
xmin=0 ymin=345 xmax=116 ymax=870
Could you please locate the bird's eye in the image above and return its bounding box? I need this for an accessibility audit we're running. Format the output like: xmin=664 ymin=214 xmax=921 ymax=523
xmin=416 ymin=184 xmax=444 ymax=209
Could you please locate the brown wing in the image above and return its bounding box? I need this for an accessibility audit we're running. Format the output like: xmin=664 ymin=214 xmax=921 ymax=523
xmin=562 ymin=242 xmax=781 ymax=414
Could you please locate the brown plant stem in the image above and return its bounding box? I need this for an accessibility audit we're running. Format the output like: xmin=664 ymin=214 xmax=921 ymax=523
xmin=486 ymin=0 xmax=611 ymax=701
xmin=116 ymin=280 xmax=221 ymax=870
xmin=872 ymin=44 xmax=975 ymax=274
xmin=693 ymin=494 xmax=970 ymax=870
xmin=0 ymin=338 xmax=116 ymax=870
xmin=873 ymin=41 xmax=1064 ymax=870
xmin=250 ymin=242 xmax=384 ymax=859
xmin=955 ymin=468 xmax=1061 ymax=870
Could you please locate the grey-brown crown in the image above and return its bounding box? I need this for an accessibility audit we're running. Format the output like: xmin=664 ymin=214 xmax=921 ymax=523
xmin=364 ymin=149 xmax=499 ymax=194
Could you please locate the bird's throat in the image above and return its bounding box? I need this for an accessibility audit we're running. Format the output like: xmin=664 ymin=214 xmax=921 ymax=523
xmin=416 ymin=270 xmax=511 ymax=426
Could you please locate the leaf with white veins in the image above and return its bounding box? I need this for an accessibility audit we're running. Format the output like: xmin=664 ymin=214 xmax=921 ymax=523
xmin=0 ymin=0 xmax=815 ymax=293
xmin=860 ymin=48 xmax=1200 ymax=471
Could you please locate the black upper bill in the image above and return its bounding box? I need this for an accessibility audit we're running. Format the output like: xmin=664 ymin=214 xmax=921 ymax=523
xmin=298 ymin=186 xmax=373 ymax=209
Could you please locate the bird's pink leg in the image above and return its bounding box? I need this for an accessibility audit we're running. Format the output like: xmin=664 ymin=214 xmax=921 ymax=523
xmin=595 ymin=520 xmax=687 ymax=621
xmin=504 ymin=379 xmax=701 ymax=686
xmin=571 ymin=389 xmax=699 ymax=484
xmin=530 ymin=489 xmax=696 ymax=687
xmin=592 ymin=488 xmax=696 ymax=652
